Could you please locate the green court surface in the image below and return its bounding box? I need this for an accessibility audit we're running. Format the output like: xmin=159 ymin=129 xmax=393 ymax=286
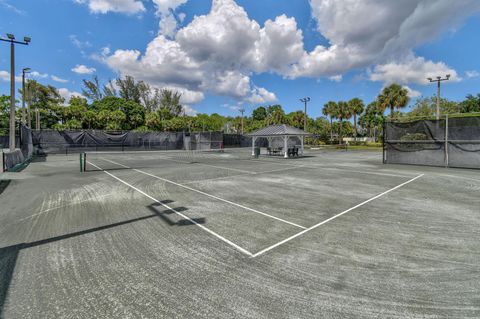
xmin=0 ymin=149 xmax=479 ymax=318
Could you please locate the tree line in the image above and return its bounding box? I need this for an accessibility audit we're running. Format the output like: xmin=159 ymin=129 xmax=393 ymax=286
xmin=1 ymin=76 xmax=479 ymax=143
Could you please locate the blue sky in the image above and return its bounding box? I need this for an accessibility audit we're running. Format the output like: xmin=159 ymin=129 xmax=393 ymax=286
xmin=1 ymin=0 xmax=479 ymax=118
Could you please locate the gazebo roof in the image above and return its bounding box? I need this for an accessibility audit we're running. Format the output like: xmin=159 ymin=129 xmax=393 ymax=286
xmin=246 ymin=124 xmax=311 ymax=137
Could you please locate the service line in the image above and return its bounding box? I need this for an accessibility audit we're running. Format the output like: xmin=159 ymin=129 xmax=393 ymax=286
xmin=100 ymin=158 xmax=306 ymax=230
xmin=251 ymin=173 xmax=425 ymax=258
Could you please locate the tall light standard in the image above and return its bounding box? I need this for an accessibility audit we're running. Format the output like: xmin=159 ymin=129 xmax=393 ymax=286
xmin=239 ymin=108 xmax=245 ymax=134
xmin=22 ymin=67 xmax=31 ymax=125
xmin=300 ymin=97 xmax=311 ymax=132
xmin=0 ymin=33 xmax=31 ymax=151
xmin=427 ymin=74 xmax=450 ymax=120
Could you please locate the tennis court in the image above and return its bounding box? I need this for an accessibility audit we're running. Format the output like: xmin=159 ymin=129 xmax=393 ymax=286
xmin=0 ymin=149 xmax=479 ymax=318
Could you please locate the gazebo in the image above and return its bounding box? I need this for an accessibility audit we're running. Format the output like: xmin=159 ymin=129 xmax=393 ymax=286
xmin=246 ymin=124 xmax=311 ymax=158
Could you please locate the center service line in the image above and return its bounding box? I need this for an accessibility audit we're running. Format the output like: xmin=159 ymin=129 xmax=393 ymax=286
xmin=251 ymin=173 xmax=425 ymax=258
xmin=100 ymin=158 xmax=307 ymax=229
xmin=87 ymin=161 xmax=254 ymax=257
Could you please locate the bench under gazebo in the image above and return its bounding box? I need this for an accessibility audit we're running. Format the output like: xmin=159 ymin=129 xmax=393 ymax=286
xmin=246 ymin=124 xmax=311 ymax=158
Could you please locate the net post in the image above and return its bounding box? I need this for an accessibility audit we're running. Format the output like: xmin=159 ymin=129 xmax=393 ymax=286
xmin=80 ymin=152 xmax=86 ymax=172
xmin=445 ymin=114 xmax=449 ymax=168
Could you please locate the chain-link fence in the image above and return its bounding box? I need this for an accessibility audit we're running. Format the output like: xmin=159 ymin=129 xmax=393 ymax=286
xmin=384 ymin=114 xmax=480 ymax=169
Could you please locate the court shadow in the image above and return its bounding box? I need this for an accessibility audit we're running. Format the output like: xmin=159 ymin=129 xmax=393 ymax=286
xmin=147 ymin=203 xmax=205 ymax=226
xmin=0 ymin=244 xmax=21 ymax=318
xmin=0 ymin=198 xmax=201 ymax=316
xmin=0 ymin=180 xmax=11 ymax=196
xmin=0 ymin=212 xmax=159 ymax=317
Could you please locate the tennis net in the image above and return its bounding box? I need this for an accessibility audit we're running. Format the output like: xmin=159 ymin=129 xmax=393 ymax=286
xmin=80 ymin=147 xmax=257 ymax=172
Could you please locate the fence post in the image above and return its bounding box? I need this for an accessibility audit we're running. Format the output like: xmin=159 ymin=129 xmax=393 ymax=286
xmin=382 ymin=120 xmax=386 ymax=164
xmin=445 ymin=114 xmax=449 ymax=168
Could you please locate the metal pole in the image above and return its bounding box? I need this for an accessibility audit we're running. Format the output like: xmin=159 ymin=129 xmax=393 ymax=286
xmin=239 ymin=108 xmax=245 ymax=135
xmin=36 ymin=108 xmax=40 ymax=130
xmin=9 ymin=41 xmax=15 ymax=151
xmin=300 ymin=97 xmax=310 ymax=148
xmin=427 ymin=75 xmax=449 ymax=121
xmin=27 ymin=84 xmax=31 ymax=128
xmin=382 ymin=120 xmax=386 ymax=164
xmin=445 ymin=114 xmax=449 ymax=168
xmin=22 ymin=70 xmax=26 ymax=124
xmin=437 ymin=80 xmax=441 ymax=120
xmin=1 ymin=34 xmax=30 ymax=148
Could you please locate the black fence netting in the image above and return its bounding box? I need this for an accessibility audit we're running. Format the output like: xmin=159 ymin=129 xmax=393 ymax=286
xmin=384 ymin=115 xmax=480 ymax=169
xmin=31 ymin=130 xmax=234 ymax=155
xmin=223 ymin=134 xmax=252 ymax=147
xmin=21 ymin=125 xmax=33 ymax=160
xmin=447 ymin=116 xmax=480 ymax=169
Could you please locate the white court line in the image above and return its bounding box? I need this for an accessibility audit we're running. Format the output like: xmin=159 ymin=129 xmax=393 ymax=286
xmin=246 ymin=158 xmax=413 ymax=178
xmin=251 ymin=173 xmax=424 ymax=258
xmin=157 ymin=155 xmax=256 ymax=174
xmin=87 ymin=161 xmax=254 ymax=257
xmin=181 ymin=165 xmax=307 ymax=185
xmin=100 ymin=158 xmax=306 ymax=229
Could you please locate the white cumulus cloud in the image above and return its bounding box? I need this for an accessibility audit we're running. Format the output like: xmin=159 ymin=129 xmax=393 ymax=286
xmin=290 ymin=0 xmax=480 ymax=79
xmin=51 ymin=75 xmax=69 ymax=83
xmin=75 ymin=0 xmax=145 ymax=14
xmin=72 ymin=64 xmax=96 ymax=74
xmin=403 ymin=85 xmax=421 ymax=98
xmin=100 ymin=0 xmax=479 ymax=105
xmin=368 ymin=56 xmax=460 ymax=85
xmin=466 ymin=70 xmax=479 ymax=78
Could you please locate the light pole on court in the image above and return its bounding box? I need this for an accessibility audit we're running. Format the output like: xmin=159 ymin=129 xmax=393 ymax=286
xmin=300 ymin=97 xmax=310 ymax=147
xmin=427 ymin=75 xmax=450 ymax=120
xmin=300 ymin=97 xmax=310 ymax=132
xmin=0 ymin=33 xmax=31 ymax=151
xmin=22 ymin=67 xmax=31 ymax=125
xmin=239 ymin=108 xmax=245 ymax=135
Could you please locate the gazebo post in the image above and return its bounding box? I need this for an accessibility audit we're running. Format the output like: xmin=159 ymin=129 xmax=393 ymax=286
xmin=251 ymin=136 xmax=256 ymax=156
xmin=283 ymin=135 xmax=288 ymax=158
xmin=300 ymin=136 xmax=304 ymax=155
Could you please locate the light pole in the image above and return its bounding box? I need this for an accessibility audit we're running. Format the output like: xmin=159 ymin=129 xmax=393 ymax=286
xmin=300 ymin=97 xmax=310 ymax=132
xmin=22 ymin=67 xmax=31 ymax=125
xmin=35 ymin=108 xmax=40 ymax=130
xmin=0 ymin=33 xmax=31 ymax=151
xmin=239 ymin=108 xmax=245 ymax=135
xmin=427 ymin=75 xmax=450 ymax=120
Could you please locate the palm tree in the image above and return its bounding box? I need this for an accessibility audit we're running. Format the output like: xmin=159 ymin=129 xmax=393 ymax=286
xmin=348 ymin=98 xmax=365 ymax=140
xmin=377 ymin=84 xmax=410 ymax=119
xmin=322 ymin=101 xmax=338 ymax=142
xmin=337 ymin=101 xmax=352 ymax=144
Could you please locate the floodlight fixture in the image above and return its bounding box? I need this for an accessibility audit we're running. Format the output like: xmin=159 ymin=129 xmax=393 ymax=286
xmin=300 ymin=97 xmax=311 ymax=134
xmin=427 ymin=74 xmax=451 ymax=120
xmin=24 ymin=36 xmax=31 ymax=43
xmin=6 ymin=33 xmax=15 ymax=40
